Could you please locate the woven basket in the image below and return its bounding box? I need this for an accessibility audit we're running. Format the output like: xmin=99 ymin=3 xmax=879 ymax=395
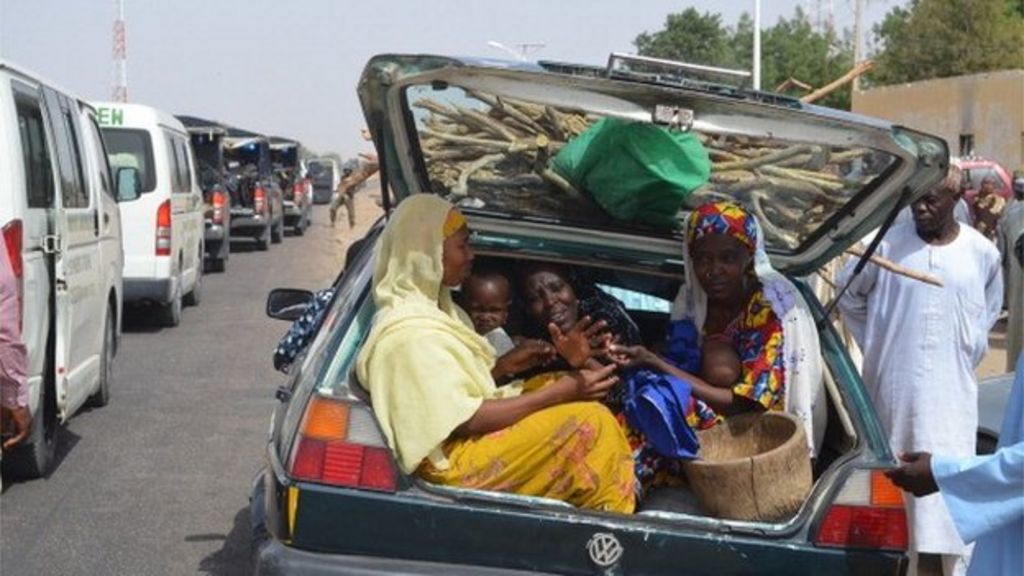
xmin=682 ymin=411 xmax=812 ymax=522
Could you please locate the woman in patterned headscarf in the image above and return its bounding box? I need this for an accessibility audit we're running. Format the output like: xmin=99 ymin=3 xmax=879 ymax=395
xmin=615 ymin=201 xmax=824 ymax=456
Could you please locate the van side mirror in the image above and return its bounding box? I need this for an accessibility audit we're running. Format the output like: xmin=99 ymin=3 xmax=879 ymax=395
xmin=266 ymin=288 xmax=314 ymax=321
xmin=116 ymin=167 xmax=141 ymax=202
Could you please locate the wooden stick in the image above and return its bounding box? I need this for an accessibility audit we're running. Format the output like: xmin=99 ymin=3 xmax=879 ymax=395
xmin=845 ymin=245 xmax=943 ymax=287
xmin=801 ymin=60 xmax=874 ymax=103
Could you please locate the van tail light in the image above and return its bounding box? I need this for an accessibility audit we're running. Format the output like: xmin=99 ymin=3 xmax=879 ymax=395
xmin=155 ymin=200 xmax=172 ymax=256
xmin=211 ymin=190 xmax=226 ymax=225
xmin=254 ymin=187 xmax=267 ymax=214
xmin=814 ymin=469 xmax=908 ymax=551
xmin=293 ymin=182 xmax=304 ymax=203
xmin=2 ymin=219 xmax=23 ymax=330
xmin=288 ymin=395 xmax=398 ymax=492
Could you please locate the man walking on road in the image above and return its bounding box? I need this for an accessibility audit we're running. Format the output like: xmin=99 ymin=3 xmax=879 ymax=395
xmin=330 ymin=128 xmax=379 ymax=229
xmin=838 ymin=166 xmax=1004 ymax=576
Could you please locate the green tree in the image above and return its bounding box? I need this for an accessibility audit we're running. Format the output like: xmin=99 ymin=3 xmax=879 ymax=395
xmin=634 ymin=7 xmax=855 ymax=109
xmin=760 ymin=8 xmax=854 ymax=109
xmin=634 ymin=8 xmax=732 ymax=65
xmin=871 ymin=0 xmax=1024 ymax=85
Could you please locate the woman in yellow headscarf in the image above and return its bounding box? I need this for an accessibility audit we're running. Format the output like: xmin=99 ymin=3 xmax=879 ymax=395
xmin=356 ymin=194 xmax=635 ymax=514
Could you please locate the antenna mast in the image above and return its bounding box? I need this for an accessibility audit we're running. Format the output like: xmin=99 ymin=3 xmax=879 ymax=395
xmin=112 ymin=0 xmax=128 ymax=102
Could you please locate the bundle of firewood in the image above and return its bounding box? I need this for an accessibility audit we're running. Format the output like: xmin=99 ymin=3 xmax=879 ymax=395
xmin=412 ymin=90 xmax=880 ymax=248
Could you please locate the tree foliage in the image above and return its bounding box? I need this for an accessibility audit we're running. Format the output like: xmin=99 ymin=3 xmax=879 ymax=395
xmin=633 ymin=8 xmax=732 ymax=65
xmin=871 ymin=0 xmax=1024 ymax=85
xmin=634 ymin=7 xmax=854 ymax=109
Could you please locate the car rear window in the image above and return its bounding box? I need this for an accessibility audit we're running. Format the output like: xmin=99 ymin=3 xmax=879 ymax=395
xmin=403 ymin=83 xmax=898 ymax=252
xmin=101 ymin=128 xmax=157 ymax=194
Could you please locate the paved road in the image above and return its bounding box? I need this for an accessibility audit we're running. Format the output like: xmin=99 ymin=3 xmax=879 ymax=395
xmin=1 ymin=204 xmax=369 ymax=576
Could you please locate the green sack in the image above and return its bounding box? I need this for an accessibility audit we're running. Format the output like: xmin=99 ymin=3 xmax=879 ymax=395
xmin=551 ymin=118 xmax=711 ymax=229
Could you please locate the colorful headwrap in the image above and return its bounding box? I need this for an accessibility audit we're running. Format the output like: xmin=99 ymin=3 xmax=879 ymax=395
xmin=442 ymin=209 xmax=467 ymax=238
xmin=685 ymin=201 xmax=758 ymax=253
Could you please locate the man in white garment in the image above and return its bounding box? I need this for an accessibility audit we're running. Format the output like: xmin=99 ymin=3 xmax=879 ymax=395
xmin=997 ymin=173 xmax=1024 ymax=370
xmin=885 ymin=354 xmax=1023 ymax=576
xmin=838 ymin=166 xmax=1003 ymax=576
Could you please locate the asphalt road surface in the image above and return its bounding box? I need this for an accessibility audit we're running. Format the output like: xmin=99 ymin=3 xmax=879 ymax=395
xmin=1 ymin=202 xmax=377 ymax=576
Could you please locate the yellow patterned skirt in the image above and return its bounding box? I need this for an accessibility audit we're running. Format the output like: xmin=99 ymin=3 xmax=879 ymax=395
xmin=418 ymin=399 xmax=636 ymax=514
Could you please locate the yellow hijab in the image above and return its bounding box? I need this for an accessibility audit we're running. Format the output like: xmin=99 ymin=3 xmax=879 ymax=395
xmin=356 ymin=194 xmax=503 ymax=473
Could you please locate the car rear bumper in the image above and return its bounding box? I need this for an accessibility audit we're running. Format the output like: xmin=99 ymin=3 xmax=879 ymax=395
xmin=231 ymin=213 xmax=269 ymax=237
xmin=253 ymin=539 xmax=555 ymax=576
xmin=123 ymin=277 xmax=174 ymax=304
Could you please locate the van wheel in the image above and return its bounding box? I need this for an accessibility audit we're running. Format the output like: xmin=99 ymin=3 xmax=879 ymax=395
xmin=184 ymin=259 xmax=203 ymax=307
xmin=159 ymin=279 xmax=183 ymax=327
xmin=271 ymin=219 xmax=284 ymax=244
xmin=86 ymin=309 xmax=114 ymax=408
xmin=5 ymin=341 xmax=58 ymax=479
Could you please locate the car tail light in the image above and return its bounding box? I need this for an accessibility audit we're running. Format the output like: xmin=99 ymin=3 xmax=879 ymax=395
xmin=254 ymin=187 xmax=267 ymax=214
xmin=288 ymin=395 xmax=397 ymax=492
xmin=293 ymin=182 xmax=304 ymax=202
xmin=211 ymin=190 xmax=226 ymax=225
xmin=814 ymin=469 xmax=908 ymax=551
xmin=2 ymin=219 xmax=23 ymax=329
xmin=155 ymin=200 xmax=172 ymax=256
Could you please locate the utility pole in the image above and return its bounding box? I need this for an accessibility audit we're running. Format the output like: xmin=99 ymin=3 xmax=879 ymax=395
xmin=852 ymin=0 xmax=863 ymax=91
xmin=112 ymin=0 xmax=128 ymax=102
xmin=753 ymin=0 xmax=761 ymax=91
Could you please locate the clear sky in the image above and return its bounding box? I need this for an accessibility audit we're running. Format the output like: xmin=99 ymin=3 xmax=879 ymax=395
xmin=0 ymin=0 xmax=895 ymax=158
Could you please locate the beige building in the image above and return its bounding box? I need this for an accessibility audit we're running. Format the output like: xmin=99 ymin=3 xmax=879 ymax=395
xmin=852 ymin=69 xmax=1024 ymax=171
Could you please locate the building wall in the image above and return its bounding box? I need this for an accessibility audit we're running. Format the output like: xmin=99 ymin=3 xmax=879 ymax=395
xmin=852 ymin=70 xmax=1024 ymax=171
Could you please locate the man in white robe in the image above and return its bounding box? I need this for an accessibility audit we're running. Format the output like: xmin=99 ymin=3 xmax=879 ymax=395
xmin=886 ymin=355 xmax=1024 ymax=576
xmin=838 ymin=167 xmax=1004 ymax=575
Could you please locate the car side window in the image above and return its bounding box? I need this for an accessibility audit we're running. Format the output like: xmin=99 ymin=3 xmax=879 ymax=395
xmin=13 ymin=84 xmax=55 ymax=209
xmin=60 ymin=99 xmax=90 ymax=208
xmin=41 ymin=88 xmax=89 ymax=209
xmin=84 ymin=114 xmax=114 ymax=200
xmin=175 ymin=137 xmax=193 ymax=194
xmin=164 ymin=132 xmax=181 ymax=192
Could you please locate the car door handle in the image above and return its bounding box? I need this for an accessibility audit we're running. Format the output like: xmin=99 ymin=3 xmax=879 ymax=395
xmin=104 ymin=212 xmax=110 ymax=225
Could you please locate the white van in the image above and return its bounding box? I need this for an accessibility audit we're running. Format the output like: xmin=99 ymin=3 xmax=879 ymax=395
xmin=0 ymin=62 xmax=124 ymax=478
xmin=95 ymin=103 xmax=204 ymax=326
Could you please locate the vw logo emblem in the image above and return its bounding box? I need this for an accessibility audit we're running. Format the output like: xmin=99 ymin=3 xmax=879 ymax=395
xmin=586 ymin=532 xmax=623 ymax=568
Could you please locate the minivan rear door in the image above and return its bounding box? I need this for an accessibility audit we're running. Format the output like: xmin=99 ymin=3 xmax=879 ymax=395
xmin=41 ymin=87 xmax=103 ymax=420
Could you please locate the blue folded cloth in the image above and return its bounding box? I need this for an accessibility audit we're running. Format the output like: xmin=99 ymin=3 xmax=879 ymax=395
xmin=622 ymin=319 xmax=704 ymax=460
xmin=624 ymin=368 xmax=700 ymax=459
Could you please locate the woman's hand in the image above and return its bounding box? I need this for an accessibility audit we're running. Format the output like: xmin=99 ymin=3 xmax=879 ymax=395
xmin=551 ymin=363 xmax=619 ymax=403
xmin=548 ymin=316 xmax=611 ymax=368
xmin=608 ymin=343 xmax=662 ymax=370
xmin=493 ymin=339 xmax=557 ymax=380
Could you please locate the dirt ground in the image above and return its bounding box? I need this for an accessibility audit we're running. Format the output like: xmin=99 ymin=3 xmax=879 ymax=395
xmin=334 ymin=180 xmax=1014 ymax=380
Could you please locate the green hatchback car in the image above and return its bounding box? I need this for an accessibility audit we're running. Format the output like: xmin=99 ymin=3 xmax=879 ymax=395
xmin=251 ymin=53 xmax=949 ymax=575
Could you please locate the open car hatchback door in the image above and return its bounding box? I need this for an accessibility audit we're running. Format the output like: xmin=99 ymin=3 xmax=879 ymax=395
xmin=358 ymin=54 xmax=949 ymax=275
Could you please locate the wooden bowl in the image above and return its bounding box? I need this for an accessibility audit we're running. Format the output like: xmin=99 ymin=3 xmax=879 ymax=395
xmin=682 ymin=411 xmax=812 ymax=521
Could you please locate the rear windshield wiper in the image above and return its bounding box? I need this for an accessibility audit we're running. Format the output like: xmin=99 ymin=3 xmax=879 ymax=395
xmin=819 ymin=186 xmax=912 ymax=328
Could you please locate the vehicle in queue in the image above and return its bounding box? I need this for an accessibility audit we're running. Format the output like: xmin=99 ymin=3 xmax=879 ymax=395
xmin=270 ymin=137 xmax=312 ymax=236
xmin=250 ymin=53 xmax=952 ymax=575
xmin=96 ymin=102 xmax=205 ymax=326
xmin=0 ymin=61 xmax=124 ymax=478
xmin=306 ymin=157 xmax=339 ymax=205
xmin=177 ymin=114 xmax=232 ymax=273
xmin=224 ymin=128 xmax=284 ymax=251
